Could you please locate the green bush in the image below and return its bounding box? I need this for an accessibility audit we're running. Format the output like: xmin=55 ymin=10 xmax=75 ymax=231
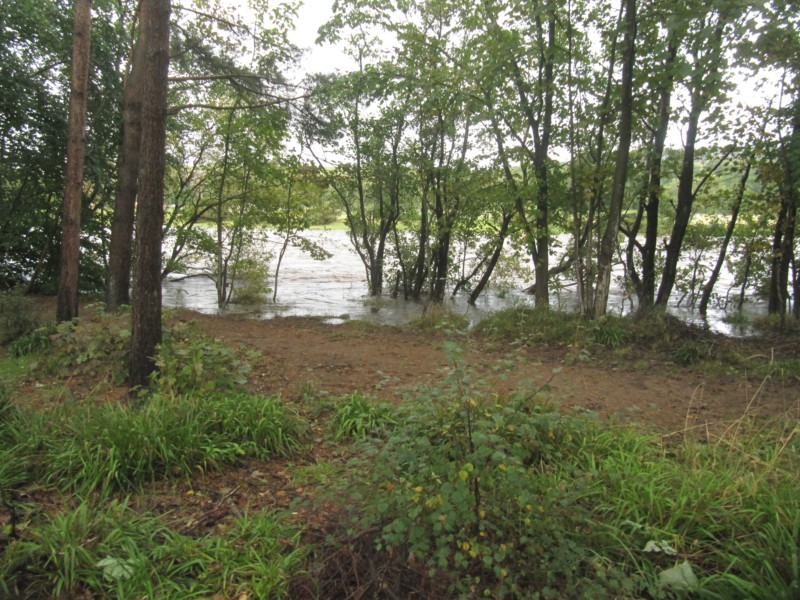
xmin=474 ymin=306 xmax=581 ymax=346
xmin=0 ymin=291 xmax=40 ymax=345
xmin=411 ymin=305 xmax=470 ymax=332
xmin=39 ymin=313 xmax=130 ymax=384
xmin=154 ymin=321 xmax=252 ymax=395
xmin=590 ymin=316 xmax=629 ymax=349
xmin=8 ymin=323 xmax=57 ymax=357
xmin=333 ymin=356 xmax=800 ymax=598
xmin=672 ymin=340 xmax=710 ymax=366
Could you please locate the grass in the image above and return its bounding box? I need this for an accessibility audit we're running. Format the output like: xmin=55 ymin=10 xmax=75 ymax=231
xmin=1 ymin=500 xmax=305 ymax=599
xmin=0 ymin=391 xmax=307 ymax=496
xmin=331 ymin=391 xmax=397 ymax=440
xmin=2 ymin=298 xmax=799 ymax=598
xmin=301 ymin=347 xmax=800 ymax=599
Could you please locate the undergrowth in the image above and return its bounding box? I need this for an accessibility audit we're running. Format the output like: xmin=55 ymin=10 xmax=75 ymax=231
xmin=1 ymin=500 xmax=305 ymax=599
xmin=317 ymin=347 xmax=800 ymax=599
xmin=0 ymin=391 xmax=305 ymax=496
xmin=2 ymin=300 xmax=799 ymax=598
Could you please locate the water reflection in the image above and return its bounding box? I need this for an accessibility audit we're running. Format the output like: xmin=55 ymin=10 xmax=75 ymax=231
xmin=162 ymin=229 xmax=764 ymax=336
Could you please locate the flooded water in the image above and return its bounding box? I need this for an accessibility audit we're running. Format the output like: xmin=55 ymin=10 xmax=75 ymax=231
xmin=162 ymin=229 xmax=764 ymax=335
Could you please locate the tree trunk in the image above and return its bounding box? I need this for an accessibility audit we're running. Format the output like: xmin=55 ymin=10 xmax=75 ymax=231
xmin=468 ymin=211 xmax=514 ymax=305
xmin=768 ymin=100 xmax=800 ymax=317
xmin=106 ymin=6 xmax=146 ymax=311
xmin=655 ymin=96 xmax=701 ymax=308
xmin=698 ymin=159 xmax=751 ymax=315
xmin=636 ymin=36 xmax=679 ymax=312
xmin=56 ymin=0 xmax=92 ymax=323
xmin=129 ymin=0 xmax=171 ymax=390
xmin=656 ymin=18 xmax=725 ymax=308
xmin=593 ymin=0 xmax=636 ymax=317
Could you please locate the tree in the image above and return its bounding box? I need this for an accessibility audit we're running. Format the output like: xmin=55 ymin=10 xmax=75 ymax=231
xmin=593 ymin=0 xmax=637 ymax=317
xmin=106 ymin=2 xmax=146 ymax=311
xmin=56 ymin=0 xmax=93 ymax=323
xmin=655 ymin=5 xmax=732 ymax=308
xmin=129 ymin=0 xmax=170 ymax=390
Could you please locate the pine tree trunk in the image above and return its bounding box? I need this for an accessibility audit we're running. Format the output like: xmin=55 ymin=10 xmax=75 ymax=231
xmin=106 ymin=8 xmax=146 ymax=311
xmin=129 ymin=0 xmax=170 ymax=390
xmin=56 ymin=0 xmax=92 ymax=323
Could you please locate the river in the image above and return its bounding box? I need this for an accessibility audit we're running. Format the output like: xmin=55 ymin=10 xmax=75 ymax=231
xmin=162 ymin=229 xmax=765 ymax=335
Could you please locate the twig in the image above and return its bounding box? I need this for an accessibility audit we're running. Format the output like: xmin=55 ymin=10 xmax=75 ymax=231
xmin=180 ymin=484 xmax=241 ymax=533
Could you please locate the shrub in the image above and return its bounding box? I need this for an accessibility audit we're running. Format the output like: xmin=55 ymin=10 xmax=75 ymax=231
xmin=590 ymin=316 xmax=629 ymax=349
xmin=331 ymin=354 xmax=800 ymax=598
xmin=8 ymin=323 xmax=57 ymax=357
xmin=474 ymin=306 xmax=580 ymax=346
xmin=0 ymin=291 xmax=40 ymax=345
xmin=673 ymin=340 xmax=710 ymax=366
xmin=154 ymin=321 xmax=252 ymax=396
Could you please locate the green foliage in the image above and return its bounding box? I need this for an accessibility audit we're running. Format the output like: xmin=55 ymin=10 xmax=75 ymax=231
xmin=474 ymin=306 xmax=581 ymax=346
xmin=0 ymin=395 xmax=31 ymax=494
xmin=331 ymin=391 xmax=397 ymax=440
xmin=348 ymin=380 xmax=623 ymax=597
xmin=411 ymin=306 xmax=471 ymax=333
xmin=672 ymin=340 xmax=710 ymax=366
xmin=230 ymin=256 xmax=271 ymax=304
xmin=1 ymin=500 xmax=305 ymax=599
xmin=40 ymin=392 xmax=305 ymax=494
xmin=154 ymin=321 xmax=252 ymax=396
xmin=39 ymin=310 xmax=131 ymax=385
xmin=8 ymin=323 xmax=56 ymax=357
xmin=590 ymin=316 xmax=630 ymax=349
xmin=0 ymin=291 xmax=40 ymax=345
xmin=328 ymin=351 xmax=800 ymax=598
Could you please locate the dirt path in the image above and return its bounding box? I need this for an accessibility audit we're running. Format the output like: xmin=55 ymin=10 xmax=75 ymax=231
xmin=189 ymin=311 xmax=799 ymax=433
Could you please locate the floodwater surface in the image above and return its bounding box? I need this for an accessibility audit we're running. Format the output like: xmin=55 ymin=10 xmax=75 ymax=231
xmin=162 ymin=229 xmax=764 ymax=335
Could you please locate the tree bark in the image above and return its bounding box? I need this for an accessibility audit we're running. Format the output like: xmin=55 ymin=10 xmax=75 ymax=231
xmin=106 ymin=5 xmax=146 ymax=311
xmin=768 ymin=99 xmax=800 ymax=317
xmin=698 ymin=159 xmax=751 ymax=315
xmin=56 ymin=0 xmax=93 ymax=323
xmin=129 ymin=0 xmax=171 ymax=390
xmin=593 ymin=0 xmax=637 ymax=317
xmin=636 ymin=36 xmax=679 ymax=312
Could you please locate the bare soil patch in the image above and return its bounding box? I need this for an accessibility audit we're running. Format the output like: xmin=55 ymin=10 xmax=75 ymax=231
xmin=188 ymin=310 xmax=799 ymax=433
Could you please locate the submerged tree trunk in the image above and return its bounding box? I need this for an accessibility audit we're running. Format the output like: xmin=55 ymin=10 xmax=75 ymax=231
xmin=593 ymin=0 xmax=636 ymax=317
xmin=698 ymin=159 xmax=752 ymax=315
xmin=768 ymin=100 xmax=800 ymax=318
xmin=56 ymin=0 xmax=93 ymax=323
xmin=635 ymin=36 xmax=679 ymax=313
xmin=129 ymin=0 xmax=171 ymax=390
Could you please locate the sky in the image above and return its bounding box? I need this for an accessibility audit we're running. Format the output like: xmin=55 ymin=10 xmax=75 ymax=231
xmin=286 ymin=0 xmax=352 ymax=75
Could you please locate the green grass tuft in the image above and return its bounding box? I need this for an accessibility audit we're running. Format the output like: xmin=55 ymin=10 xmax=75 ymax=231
xmin=331 ymin=391 xmax=397 ymax=440
xmin=18 ymin=392 xmax=307 ymax=495
xmin=1 ymin=500 xmax=306 ymax=599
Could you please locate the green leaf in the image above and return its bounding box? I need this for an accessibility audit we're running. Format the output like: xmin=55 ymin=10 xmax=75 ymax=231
xmin=96 ymin=556 xmax=137 ymax=581
xmin=658 ymin=560 xmax=699 ymax=593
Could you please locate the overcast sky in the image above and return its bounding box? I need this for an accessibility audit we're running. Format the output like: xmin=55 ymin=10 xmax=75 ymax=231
xmin=287 ymin=0 xmax=353 ymax=75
